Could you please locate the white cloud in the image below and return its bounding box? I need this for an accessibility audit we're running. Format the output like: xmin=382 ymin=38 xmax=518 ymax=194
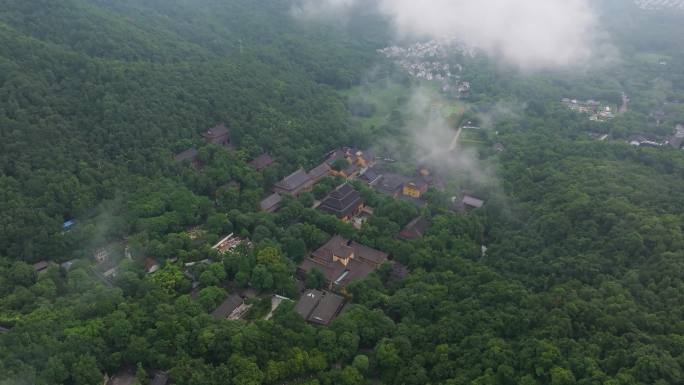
xmin=294 ymin=0 xmax=606 ymax=71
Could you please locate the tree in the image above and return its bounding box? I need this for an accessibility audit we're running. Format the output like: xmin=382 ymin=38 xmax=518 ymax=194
xmin=351 ymin=354 xmax=369 ymax=373
xmin=251 ymin=265 xmax=274 ymax=291
xmin=305 ymin=268 xmax=326 ymax=289
xmin=71 ymin=355 xmax=101 ymax=385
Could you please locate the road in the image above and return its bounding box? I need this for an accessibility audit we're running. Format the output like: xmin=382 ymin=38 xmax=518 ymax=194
xmin=448 ymin=126 xmax=464 ymax=151
xmin=619 ymin=92 xmax=629 ymax=114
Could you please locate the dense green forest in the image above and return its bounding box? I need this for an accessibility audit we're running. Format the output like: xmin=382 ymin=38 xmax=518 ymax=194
xmin=1 ymin=1 xmax=684 ymax=385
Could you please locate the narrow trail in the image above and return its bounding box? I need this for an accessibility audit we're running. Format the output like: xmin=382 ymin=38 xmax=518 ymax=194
xmin=448 ymin=126 xmax=464 ymax=151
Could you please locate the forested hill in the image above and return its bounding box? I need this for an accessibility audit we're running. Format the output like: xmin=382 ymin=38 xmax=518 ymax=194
xmin=0 ymin=0 xmax=384 ymax=260
xmin=2 ymin=2 xmax=684 ymax=385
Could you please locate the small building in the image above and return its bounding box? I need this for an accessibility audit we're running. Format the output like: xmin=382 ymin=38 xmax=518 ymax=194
xmin=402 ymin=180 xmax=428 ymax=199
xmin=0 ymin=326 xmax=9 ymax=334
xmin=33 ymin=261 xmax=50 ymax=274
xmin=202 ymin=123 xmax=232 ymax=148
xmin=359 ymin=168 xmax=382 ymax=186
xmin=294 ymin=289 xmax=324 ymax=320
xmin=260 ymin=193 xmax=283 ymax=213
xmin=62 ymin=220 xmax=75 ymax=232
xmin=274 ymin=168 xmax=314 ymax=197
xmin=457 ymin=195 xmax=485 ymax=212
xmin=628 ymin=135 xmax=661 ymax=147
xmin=317 ymin=184 xmax=365 ymax=221
xmin=248 ymin=153 xmax=275 ymax=172
xmin=295 ymin=290 xmax=345 ymax=326
xmin=145 ymin=258 xmax=160 ymax=274
xmin=398 ymin=217 xmax=431 ymax=240
xmin=326 ymin=148 xmax=375 ymax=179
xmin=298 ymin=235 xmax=389 ymax=289
xmin=103 ymin=267 xmax=118 ymax=279
xmin=493 ymin=143 xmax=505 ymax=152
xmin=174 ymin=148 xmax=201 ymax=169
xmin=212 ymin=294 xmax=244 ymax=320
xmin=93 ymin=243 xmax=123 ymax=264
xmin=308 ymin=292 xmax=345 ymax=326
xmin=212 ymin=234 xmax=246 ymax=253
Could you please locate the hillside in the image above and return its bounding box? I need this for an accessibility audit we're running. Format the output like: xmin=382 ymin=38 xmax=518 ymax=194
xmin=1 ymin=1 xmax=684 ymax=385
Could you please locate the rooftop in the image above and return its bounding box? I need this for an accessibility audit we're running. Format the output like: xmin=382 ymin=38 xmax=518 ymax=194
xmin=203 ymin=123 xmax=229 ymax=139
xmin=294 ymin=290 xmax=345 ymax=326
xmin=462 ymin=195 xmax=485 ymax=209
xmin=308 ymin=292 xmax=345 ymax=325
xmin=33 ymin=261 xmax=50 ymax=272
xmin=294 ymin=289 xmax=324 ymax=319
xmin=212 ymin=294 xmax=244 ymax=319
xmin=398 ymin=217 xmax=431 ymax=240
xmin=174 ymin=148 xmax=199 ymax=162
xmin=275 ymin=168 xmax=310 ymax=192
xmin=260 ymin=193 xmax=283 ymax=212
xmin=318 ymin=184 xmax=364 ymax=219
xmin=308 ymin=162 xmax=331 ymax=182
xmin=248 ymin=153 xmax=275 ymax=171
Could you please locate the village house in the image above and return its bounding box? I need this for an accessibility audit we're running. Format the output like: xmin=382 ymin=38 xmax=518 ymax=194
xmin=402 ymin=179 xmax=429 ymax=199
xmin=326 ymin=148 xmax=375 ymax=179
xmin=295 ymin=289 xmax=346 ymax=326
xmin=94 ymin=248 xmax=110 ymax=264
xmin=456 ymin=194 xmax=485 ymax=212
xmin=248 ymin=153 xmax=275 ymax=172
xmin=212 ymin=294 xmax=244 ymax=320
xmin=260 ymin=192 xmax=283 ymax=213
xmin=398 ymin=217 xmax=431 ymax=240
xmin=273 ymin=162 xmax=331 ymax=197
xmin=212 ymin=234 xmax=247 ymax=253
xmin=628 ymin=135 xmax=662 ymax=147
xmin=33 ymin=261 xmax=51 ymax=274
xmin=317 ymin=184 xmax=365 ymax=221
xmin=202 ymin=123 xmax=232 ymax=148
xmin=298 ymin=235 xmax=389 ymax=289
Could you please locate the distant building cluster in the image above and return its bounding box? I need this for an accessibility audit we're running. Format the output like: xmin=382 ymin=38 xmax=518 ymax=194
xmin=628 ymin=124 xmax=684 ymax=148
xmin=378 ymin=40 xmax=473 ymax=97
xmin=562 ymin=98 xmax=616 ymax=121
xmin=634 ymin=0 xmax=684 ymax=10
